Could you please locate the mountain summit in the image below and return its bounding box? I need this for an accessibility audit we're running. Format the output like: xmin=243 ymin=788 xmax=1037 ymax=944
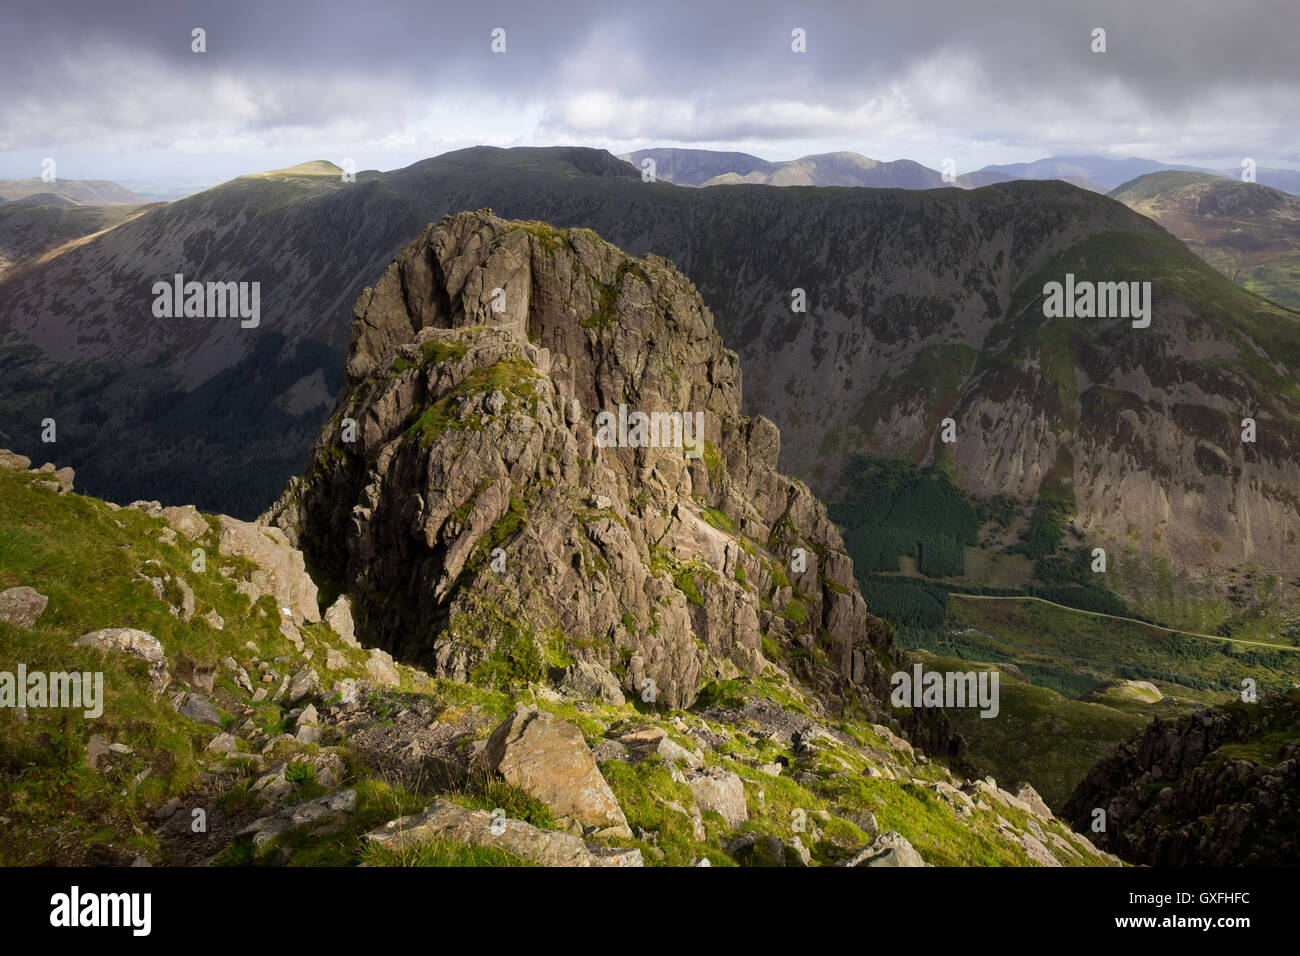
xmin=266 ymin=210 xmax=920 ymax=726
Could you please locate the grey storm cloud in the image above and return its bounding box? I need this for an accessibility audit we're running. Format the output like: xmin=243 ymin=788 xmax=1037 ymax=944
xmin=2 ymin=0 xmax=1297 ymax=169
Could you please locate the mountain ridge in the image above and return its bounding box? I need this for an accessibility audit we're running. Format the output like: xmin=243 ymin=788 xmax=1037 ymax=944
xmin=2 ymin=146 xmax=1297 ymax=586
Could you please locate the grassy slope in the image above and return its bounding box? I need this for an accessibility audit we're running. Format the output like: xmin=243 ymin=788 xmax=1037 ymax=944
xmin=0 ymin=465 xmax=1115 ymax=866
xmin=939 ymin=596 xmax=1300 ymax=699
xmin=1111 ymin=171 xmax=1300 ymax=310
xmin=0 ymin=466 xmax=371 ymax=864
xmin=905 ymin=597 xmax=1300 ymax=809
xmin=914 ymin=650 xmax=1179 ymax=810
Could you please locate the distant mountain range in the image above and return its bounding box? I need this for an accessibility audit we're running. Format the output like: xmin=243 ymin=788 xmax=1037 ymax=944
xmin=1110 ymin=171 xmax=1300 ymax=310
xmin=618 ymin=148 xmax=1002 ymax=189
xmin=0 ymin=179 xmax=156 ymax=279
xmin=0 ymin=178 xmax=149 ymax=205
xmin=620 ymin=148 xmax=1300 ymax=196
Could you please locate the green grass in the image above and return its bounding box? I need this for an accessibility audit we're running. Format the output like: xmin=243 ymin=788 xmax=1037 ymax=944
xmin=420 ymin=339 xmax=471 ymax=367
xmin=362 ymin=839 xmax=534 ymax=867
xmin=938 ymin=596 xmax=1300 ymax=699
xmin=405 ymin=357 xmax=539 ymax=448
xmin=910 ymin=651 xmax=1161 ymax=810
xmin=0 ymin=466 xmax=379 ymax=864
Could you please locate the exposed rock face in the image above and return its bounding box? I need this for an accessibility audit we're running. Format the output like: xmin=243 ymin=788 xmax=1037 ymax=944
xmin=559 ymin=660 xmax=625 ymax=705
xmin=1064 ymin=692 xmax=1300 ymax=866
xmin=268 ymin=210 xmax=910 ymax=719
xmin=324 ymin=595 xmax=358 ymax=647
xmin=216 ymin=515 xmax=320 ymax=624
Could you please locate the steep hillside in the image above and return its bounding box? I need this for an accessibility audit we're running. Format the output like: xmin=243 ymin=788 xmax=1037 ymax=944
xmin=0 ymin=198 xmax=155 ymax=279
xmin=1110 ymin=171 xmax=1300 ymax=309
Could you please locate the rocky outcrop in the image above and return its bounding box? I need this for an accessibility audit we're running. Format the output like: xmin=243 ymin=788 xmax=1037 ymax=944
xmin=1064 ymin=691 xmax=1300 ymax=866
xmin=217 ymin=516 xmax=320 ymax=625
xmin=160 ymin=505 xmax=209 ymax=540
xmin=241 ymin=790 xmax=357 ymax=848
xmin=0 ymin=450 xmax=75 ymax=495
xmin=267 ymin=210 xmax=914 ymax=720
xmin=558 ymin=660 xmax=625 ymax=705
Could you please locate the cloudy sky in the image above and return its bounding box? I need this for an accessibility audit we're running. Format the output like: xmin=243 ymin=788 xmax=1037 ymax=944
xmin=3 ymin=0 xmax=1298 ymax=192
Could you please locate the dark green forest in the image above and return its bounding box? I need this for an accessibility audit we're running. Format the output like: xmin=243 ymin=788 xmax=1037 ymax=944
xmin=828 ymin=456 xmax=980 ymax=578
xmin=830 ymin=456 xmax=1136 ymax=631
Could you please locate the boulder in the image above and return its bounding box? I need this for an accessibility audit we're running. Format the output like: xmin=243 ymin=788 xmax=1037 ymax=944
xmin=687 ymin=767 xmax=748 ymax=829
xmin=558 ymin=661 xmax=625 ymax=704
xmin=74 ymin=627 xmax=169 ymax=691
xmin=482 ymin=707 xmax=629 ymax=833
xmin=294 ymin=703 xmax=321 ymax=744
xmin=206 ymin=732 xmax=238 ymax=754
xmin=287 ymin=666 xmax=320 ymax=704
xmin=620 ymin=728 xmax=704 ymax=768
xmin=365 ymin=800 xmax=642 ymax=867
xmin=0 ymin=586 xmax=48 ymax=628
xmin=175 ymin=693 xmax=222 ymax=727
xmin=843 ymin=830 xmax=929 ymax=867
